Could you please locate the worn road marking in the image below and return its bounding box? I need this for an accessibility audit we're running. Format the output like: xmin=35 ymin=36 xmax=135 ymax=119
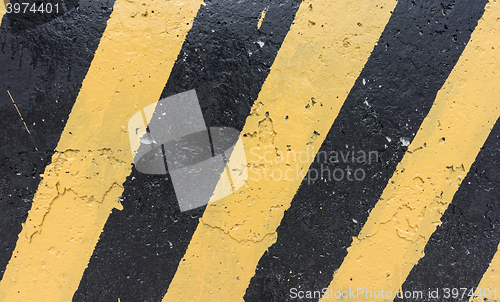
xmin=0 ymin=0 xmax=201 ymax=300
xmin=162 ymin=0 xmax=396 ymax=301
xmin=321 ymin=1 xmax=500 ymax=300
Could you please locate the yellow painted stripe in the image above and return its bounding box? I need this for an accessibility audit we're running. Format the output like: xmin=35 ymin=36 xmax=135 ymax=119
xmin=0 ymin=1 xmax=9 ymax=25
xmin=320 ymin=1 xmax=500 ymax=301
xmin=0 ymin=0 xmax=201 ymax=300
xmin=471 ymin=243 xmax=500 ymax=302
xmin=162 ymin=1 xmax=397 ymax=301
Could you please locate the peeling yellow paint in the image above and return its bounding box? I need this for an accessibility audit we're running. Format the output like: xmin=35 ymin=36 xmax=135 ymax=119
xmin=23 ymin=149 xmax=127 ymax=243
xmin=162 ymin=0 xmax=396 ymax=301
xmin=257 ymin=5 xmax=268 ymax=30
xmin=320 ymin=1 xmax=500 ymax=301
xmin=0 ymin=0 xmax=202 ymax=300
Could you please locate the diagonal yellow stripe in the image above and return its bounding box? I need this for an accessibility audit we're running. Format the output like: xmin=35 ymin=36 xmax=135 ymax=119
xmin=162 ymin=1 xmax=397 ymax=301
xmin=0 ymin=0 xmax=201 ymax=300
xmin=471 ymin=243 xmax=500 ymax=302
xmin=320 ymin=1 xmax=500 ymax=301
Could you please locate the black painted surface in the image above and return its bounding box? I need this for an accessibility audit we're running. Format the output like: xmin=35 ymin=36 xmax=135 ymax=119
xmin=244 ymin=1 xmax=488 ymax=301
xmin=395 ymin=117 xmax=500 ymax=302
xmin=7 ymin=0 xmax=79 ymax=32
xmin=73 ymin=0 xmax=301 ymax=301
xmin=0 ymin=0 xmax=114 ymax=280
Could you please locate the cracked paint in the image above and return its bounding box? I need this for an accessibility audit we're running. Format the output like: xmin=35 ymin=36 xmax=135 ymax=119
xmin=0 ymin=0 xmax=202 ymax=300
xmin=25 ymin=148 xmax=127 ymax=242
xmin=321 ymin=1 xmax=500 ymax=299
xmin=1 ymin=0 xmax=500 ymax=300
xmin=162 ymin=0 xmax=397 ymax=300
